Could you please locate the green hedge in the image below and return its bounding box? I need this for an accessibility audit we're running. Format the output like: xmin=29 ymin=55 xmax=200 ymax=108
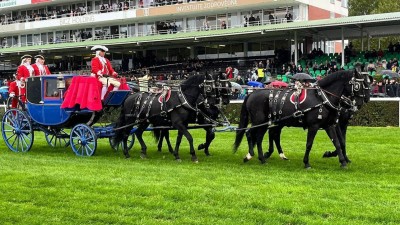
xmin=0 ymin=101 xmax=397 ymax=127
xmin=222 ymin=101 xmax=399 ymax=127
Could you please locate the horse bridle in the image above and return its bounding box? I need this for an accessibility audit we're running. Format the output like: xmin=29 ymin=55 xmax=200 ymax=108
xmin=215 ymin=79 xmax=232 ymax=104
xmin=339 ymin=71 xmax=370 ymax=111
xmin=197 ymin=74 xmax=218 ymax=108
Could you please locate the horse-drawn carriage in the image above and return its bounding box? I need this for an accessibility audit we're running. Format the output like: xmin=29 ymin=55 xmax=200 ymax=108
xmin=1 ymin=72 xmax=232 ymax=160
xmin=1 ymin=74 xmax=134 ymax=156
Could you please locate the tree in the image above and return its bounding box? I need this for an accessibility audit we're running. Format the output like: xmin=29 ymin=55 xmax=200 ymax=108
xmin=348 ymin=0 xmax=377 ymax=16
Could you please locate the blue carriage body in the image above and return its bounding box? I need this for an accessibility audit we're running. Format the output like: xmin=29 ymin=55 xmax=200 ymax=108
xmin=26 ymin=75 xmax=74 ymax=126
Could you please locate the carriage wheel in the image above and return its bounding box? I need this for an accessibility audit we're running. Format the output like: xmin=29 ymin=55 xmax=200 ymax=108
xmin=109 ymin=134 xmax=135 ymax=152
xmin=70 ymin=124 xmax=97 ymax=156
xmin=1 ymin=109 xmax=34 ymax=152
xmin=45 ymin=129 xmax=70 ymax=148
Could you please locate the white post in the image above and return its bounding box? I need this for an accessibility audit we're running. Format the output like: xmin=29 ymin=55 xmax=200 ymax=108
xmin=341 ymin=27 xmax=345 ymax=67
xmin=294 ymin=31 xmax=298 ymax=65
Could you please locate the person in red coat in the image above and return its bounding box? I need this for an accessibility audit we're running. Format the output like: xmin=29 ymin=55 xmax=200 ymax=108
xmin=90 ymin=45 xmax=121 ymax=100
xmin=226 ymin=66 xmax=233 ymax=79
xmin=9 ymin=54 xmax=33 ymax=107
xmin=32 ymin=55 xmax=51 ymax=76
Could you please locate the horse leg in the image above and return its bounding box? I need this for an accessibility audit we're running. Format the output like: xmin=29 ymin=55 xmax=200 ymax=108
xmin=264 ymin=127 xmax=288 ymax=160
xmin=256 ymin=126 xmax=268 ymax=164
xmin=173 ymin=130 xmax=183 ymax=161
xmin=157 ymin=130 xmax=165 ymax=152
xmin=175 ymin=123 xmax=197 ymax=163
xmin=198 ymin=127 xmax=214 ymax=156
xmin=303 ymin=126 xmax=318 ymax=169
xmin=323 ymin=121 xmax=348 ymax=159
xmin=263 ymin=129 xmax=275 ymax=159
xmin=325 ymin=125 xmax=347 ymax=168
xmin=273 ymin=127 xmax=288 ymax=160
xmin=135 ymin=124 xmax=149 ymax=159
xmin=202 ymin=127 xmax=215 ymax=156
xmin=340 ymin=126 xmax=351 ymax=163
xmin=244 ymin=129 xmax=256 ymax=162
xmin=122 ymin=131 xmax=130 ymax=159
xmin=164 ymin=129 xmax=174 ymax=154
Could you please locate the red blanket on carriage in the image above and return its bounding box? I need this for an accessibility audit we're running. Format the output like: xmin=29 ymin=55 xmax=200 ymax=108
xmin=61 ymin=76 xmax=130 ymax=111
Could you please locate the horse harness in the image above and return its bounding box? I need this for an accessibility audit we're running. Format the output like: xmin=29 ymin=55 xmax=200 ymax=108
xmin=266 ymin=85 xmax=352 ymax=127
xmin=125 ymin=77 xmax=230 ymax=127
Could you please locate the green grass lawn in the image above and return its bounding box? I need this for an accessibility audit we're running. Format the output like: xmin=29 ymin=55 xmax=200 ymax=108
xmin=1 ymin=127 xmax=400 ymax=224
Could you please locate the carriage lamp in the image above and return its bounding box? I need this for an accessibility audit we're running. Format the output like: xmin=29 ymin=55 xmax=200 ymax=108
xmin=57 ymin=75 xmax=65 ymax=89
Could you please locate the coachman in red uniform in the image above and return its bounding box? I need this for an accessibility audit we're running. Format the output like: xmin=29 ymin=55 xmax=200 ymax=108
xmin=31 ymin=55 xmax=51 ymax=76
xmin=9 ymin=54 xmax=34 ymax=107
xmin=90 ymin=45 xmax=121 ymax=100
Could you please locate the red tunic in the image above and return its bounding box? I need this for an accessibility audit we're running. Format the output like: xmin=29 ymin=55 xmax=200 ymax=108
xmin=91 ymin=57 xmax=117 ymax=78
xmin=32 ymin=63 xmax=51 ymax=76
xmin=226 ymin=67 xmax=233 ymax=79
xmin=8 ymin=81 xmax=26 ymax=108
xmin=16 ymin=65 xmax=32 ymax=81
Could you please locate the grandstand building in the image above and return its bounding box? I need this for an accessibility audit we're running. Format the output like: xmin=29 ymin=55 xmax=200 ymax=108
xmin=0 ymin=0 xmax=349 ymax=76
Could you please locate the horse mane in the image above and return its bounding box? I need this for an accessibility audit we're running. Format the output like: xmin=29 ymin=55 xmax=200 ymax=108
xmin=181 ymin=74 xmax=205 ymax=91
xmin=317 ymin=70 xmax=353 ymax=87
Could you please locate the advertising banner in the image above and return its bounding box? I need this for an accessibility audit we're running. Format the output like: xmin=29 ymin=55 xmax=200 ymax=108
xmin=0 ymin=0 xmax=31 ymax=8
xmin=31 ymin=0 xmax=51 ymax=4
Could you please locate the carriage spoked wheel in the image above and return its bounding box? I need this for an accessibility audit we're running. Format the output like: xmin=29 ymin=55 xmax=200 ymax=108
xmin=70 ymin=124 xmax=97 ymax=156
xmin=45 ymin=129 xmax=70 ymax=148
xmin=109 ymin=134 xmax=135 ymax=152
xmin=1 ymin=108 xmax=34 ymax=152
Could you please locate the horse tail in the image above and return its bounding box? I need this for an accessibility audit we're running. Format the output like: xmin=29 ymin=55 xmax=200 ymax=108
xmin=233 ymin=95 xmax=249 ymax=152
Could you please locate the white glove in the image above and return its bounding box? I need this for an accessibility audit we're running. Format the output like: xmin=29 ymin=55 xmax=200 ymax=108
xmin=9 ymin=92 xmax=15 ymax=97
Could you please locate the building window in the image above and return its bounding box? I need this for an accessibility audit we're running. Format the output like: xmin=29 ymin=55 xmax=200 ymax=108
xmin=341 ymin=0 xmax=348 ymax=8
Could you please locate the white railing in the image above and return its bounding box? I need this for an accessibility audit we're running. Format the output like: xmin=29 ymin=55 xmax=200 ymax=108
xmin=0 ymin=17 xmax=298 ymax=49
xmin=230 ymin=97 xmax=400 ymax=127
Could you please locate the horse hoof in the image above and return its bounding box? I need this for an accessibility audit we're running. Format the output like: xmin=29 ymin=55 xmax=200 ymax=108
xmin=260 ymin=160 xmax=266 ymax=164
xmin=192 ymin=160 xmax=199 ymax=164
xmin=124 ymin=154 xmax=131 ymax=159
xmin=279 ymin=153 xmax=289 ymax=160
xmin=205 ymin=153 xmax=211 ymax=157
xmin=176 ymin=158 xmax=182 ymax=162
xmin=304 ymin=164 xmax=311 ymax=169
xmin=198 ymin=144 xmax=205 ymax=150
xmin=322 ymin=151 xmax=331 ymax=158
xmin=140 ymin=153 xmax=147 ymax=159
xmin=243 ymin=157 xmax=250 ymax=163
xmin=345 ymin=158 xmax=352 ymax=163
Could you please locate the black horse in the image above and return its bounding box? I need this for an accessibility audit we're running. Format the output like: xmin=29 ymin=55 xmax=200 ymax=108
xmin=153 ymin=73 xmax=232 ymax=156
xmin=264 ymin=71 xmax=372 ymax=163
xmin=321 ymin=72 xmax=373 ymax=160
xmin=233 ymin=70 xmax=366 ymax=168
xmin=113 ymin=74 xmax=217 ymax=162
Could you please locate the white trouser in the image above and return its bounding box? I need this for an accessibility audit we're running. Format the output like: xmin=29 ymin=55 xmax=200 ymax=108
xmin=99 ymin=77 xmax=121 ymax=88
